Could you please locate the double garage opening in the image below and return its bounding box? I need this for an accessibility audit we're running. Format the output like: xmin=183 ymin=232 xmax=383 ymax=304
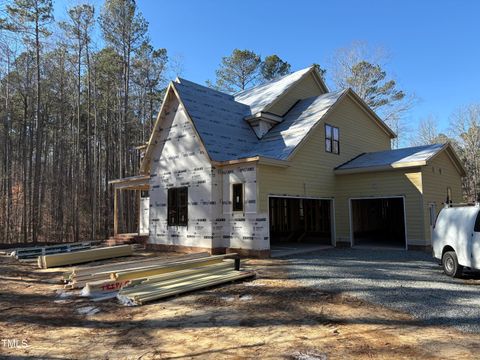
xmin=269 ymin=197 xmax=333 ymax=246
xmin=268 ymin=195 xmax=407 ymax=249
xmin=350 ymin=197 xmax=406 ymax=248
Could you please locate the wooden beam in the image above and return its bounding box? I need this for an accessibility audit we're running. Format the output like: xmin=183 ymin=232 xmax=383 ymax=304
xmin=111 ymin=254 xmax=238 ymax=281
xmin=137 ymin=190 xmax=141 ymax=235
xmin=38 ymin=245 xmax=133 ymax=268
xmin=114 ymin=188 xmax=119 ymax=236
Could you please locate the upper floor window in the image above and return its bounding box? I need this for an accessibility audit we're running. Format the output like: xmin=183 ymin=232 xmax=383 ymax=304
xmin=325 ymin=124 xmax=339 ymax=154
xmin=168 ymin=187 xmax=188 ymax=226
xmin=232 ymin=183 xmax=244 ymax=212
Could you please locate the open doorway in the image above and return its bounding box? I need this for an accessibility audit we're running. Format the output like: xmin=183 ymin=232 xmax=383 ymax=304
xmin=350 ymin=197 xmax=406 ymax=248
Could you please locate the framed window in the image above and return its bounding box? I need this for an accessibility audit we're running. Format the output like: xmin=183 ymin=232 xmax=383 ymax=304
xmin=232 ymin=183 xmax=244 ymax=212
xmin=325 ymin=124 xmax=339 ymax=154
xmin=168 ymin=187 xmax=188 ymax=226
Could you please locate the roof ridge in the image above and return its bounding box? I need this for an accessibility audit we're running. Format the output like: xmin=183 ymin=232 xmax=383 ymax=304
xmin=364 ymin=143 xmax=445 ymax=155
xmin=234 ymin=66 xmax=314 ymax=97
xmin=175 ymin=77 xmax=234 ymax=99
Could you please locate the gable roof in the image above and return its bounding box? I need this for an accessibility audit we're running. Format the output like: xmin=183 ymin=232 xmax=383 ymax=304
xmin=173 ymin=78 xmax=259 ymax=161
xmin=141 ymin=67 xmax=396 ymax=171
xmin=234 ymin=66 xmax=328 ymax=115
xmin=334 ymin=143 xmax=466 ymax=176
xmin=173 ymin=79 xmax=344 ymax=162
xmin=248 ymin=90 xmax=345 ymax=159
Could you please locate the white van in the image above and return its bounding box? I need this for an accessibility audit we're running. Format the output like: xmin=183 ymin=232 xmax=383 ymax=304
xmin=432 ymin=204 xmax=480 ymax=277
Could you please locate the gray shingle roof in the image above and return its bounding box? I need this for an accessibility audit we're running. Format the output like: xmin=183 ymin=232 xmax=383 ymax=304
xmin=174 ymin=79 xmax=258 ymax=161
xmin=174 ymin=72 xmax=344 ymax=162
xmin=250 ymin=90 xmax=345 ymax=160
xmin=335 ymin=144 xmax=446 ymax=172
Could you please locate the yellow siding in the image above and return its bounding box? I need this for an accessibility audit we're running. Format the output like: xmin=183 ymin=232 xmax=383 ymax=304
xmin=421 ymin=151 xmax=463 ymax=241
xmin=334 ymin=170 xmax=425 ymax=245
xmin=257 ymin=95 xmax=392 ymax=212
xmin=267 ymin=73 xmax=324 ymax=116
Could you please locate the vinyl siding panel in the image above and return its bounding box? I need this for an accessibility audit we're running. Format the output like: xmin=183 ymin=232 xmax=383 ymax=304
xmin=257 ymin=95 xmax=392 ymax=213
xmin=334 ymin=170 xmax=425 ymax=246
xmin=421 ymin=151 xmax=463 ymax=241
xmin=267 ymin=73 xmax=324 ymax=116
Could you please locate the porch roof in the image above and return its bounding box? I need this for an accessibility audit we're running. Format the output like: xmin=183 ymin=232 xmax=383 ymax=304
xmin=108 ymin=175 xmax=150 ymax=190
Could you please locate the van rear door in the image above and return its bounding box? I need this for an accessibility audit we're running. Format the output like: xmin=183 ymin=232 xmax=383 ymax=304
xmin=471 ymin=211 xmax=480 ymax=270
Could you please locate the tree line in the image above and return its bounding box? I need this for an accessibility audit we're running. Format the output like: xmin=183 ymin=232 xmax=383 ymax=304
xmin=0 ymin=1 xmax=478 ymax=245
xmin=0 ymin=0 xmax=168 ymax=244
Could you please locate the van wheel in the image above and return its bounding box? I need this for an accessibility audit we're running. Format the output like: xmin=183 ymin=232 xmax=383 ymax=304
xmin=442 ymin=251 xmax=463 ymax=278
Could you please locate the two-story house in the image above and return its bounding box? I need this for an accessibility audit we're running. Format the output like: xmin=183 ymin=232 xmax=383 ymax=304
xmin=110 ymin=66 xmax=465 ymax=257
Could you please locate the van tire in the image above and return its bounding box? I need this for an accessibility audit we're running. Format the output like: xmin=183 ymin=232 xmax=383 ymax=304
xmin=442 ymin=251 xmax=463 ymax=278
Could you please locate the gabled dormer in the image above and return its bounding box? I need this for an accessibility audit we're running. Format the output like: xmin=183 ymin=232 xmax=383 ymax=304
xmin=244 ymin=112 xmax=283 ymax=138
xmin=235 ymin=65 xmax=328 ymax=138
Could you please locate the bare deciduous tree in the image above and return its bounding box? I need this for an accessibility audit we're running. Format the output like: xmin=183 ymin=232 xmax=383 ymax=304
xmin=328 ymin=41 xmax=415 ymax=147
xmin=449 ymin=105 xmax=480 ymax=202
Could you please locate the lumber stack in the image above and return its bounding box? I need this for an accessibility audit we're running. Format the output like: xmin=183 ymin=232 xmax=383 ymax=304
xmin=38 ymin=245 xmax=133 ymax=269
xmin=116 ymin=254 xmax=255 ymax=306
xmin=67 ymin=252 xmax=210 ymax=291
xmin=10 ymin=241 xmax=97 ymax=260
xmin=111 ymin=254 xmax=231 ymax=281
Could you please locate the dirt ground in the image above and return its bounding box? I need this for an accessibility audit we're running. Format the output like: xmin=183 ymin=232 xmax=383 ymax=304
xmin=1 ymin=253 xmax=480 ymax=360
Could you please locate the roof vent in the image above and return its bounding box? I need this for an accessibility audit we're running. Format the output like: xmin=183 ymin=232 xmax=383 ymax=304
xmin=245 ymin=112 xmax=283 ymax=138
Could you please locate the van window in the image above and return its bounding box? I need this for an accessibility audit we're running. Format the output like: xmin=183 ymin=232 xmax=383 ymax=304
xmin=474 ymin=212 xmax=480 ymax=232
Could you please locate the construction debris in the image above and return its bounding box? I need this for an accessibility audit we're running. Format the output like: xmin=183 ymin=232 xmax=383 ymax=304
xmin=38 ymin=245 xmax=134 ymax=269
xmin=76 ymin=306 xmax=100 ymax=316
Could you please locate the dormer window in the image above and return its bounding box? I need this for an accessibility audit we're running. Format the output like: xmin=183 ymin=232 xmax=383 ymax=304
xmin=325 ymin=124 xmax=339 ymax=154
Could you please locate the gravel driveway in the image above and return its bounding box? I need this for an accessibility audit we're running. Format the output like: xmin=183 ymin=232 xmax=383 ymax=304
xmin=286 ymin=248 xmax=480 ymax=333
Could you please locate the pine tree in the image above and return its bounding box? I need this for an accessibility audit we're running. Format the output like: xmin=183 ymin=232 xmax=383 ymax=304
xmin=3 ymin=0 xmax=53 ymax=243
xmin=260 ymin=55 xmax=291 ymax=81
xmin=209 ymin=49 xmax=261 ymax=93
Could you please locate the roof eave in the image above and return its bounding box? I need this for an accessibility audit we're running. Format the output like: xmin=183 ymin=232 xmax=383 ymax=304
xmin=211 ymin=156 xmax=290 ymax=168
xmin=140 ymin=83 xmax=175 ymax=174
xmin=334 ymin=161 xmax=426 ymax=175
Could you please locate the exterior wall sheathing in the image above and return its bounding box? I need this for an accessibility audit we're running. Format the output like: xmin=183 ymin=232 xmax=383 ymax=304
xmin=148 ymin=97 xmax=269 ymax=256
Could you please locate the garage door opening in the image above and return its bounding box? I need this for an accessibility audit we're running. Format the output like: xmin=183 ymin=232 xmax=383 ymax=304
xmin=269 ymin=197 xmax=332 ymax=246
xmin=351 ymin=197 xmax=406 ymax=248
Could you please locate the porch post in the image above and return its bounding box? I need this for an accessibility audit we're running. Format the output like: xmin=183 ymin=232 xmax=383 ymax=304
xmin=114 ymin=187 xmax=119 ymax=236
xmin=137 ymin=189 xmax=141 ymax=235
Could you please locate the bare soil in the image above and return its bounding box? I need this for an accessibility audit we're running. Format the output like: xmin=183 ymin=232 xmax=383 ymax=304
xmin=1 ymin=253 xmax=479 ymax=359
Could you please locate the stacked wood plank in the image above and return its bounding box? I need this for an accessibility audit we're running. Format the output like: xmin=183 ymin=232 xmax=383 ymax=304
xmin=10 ymin=241 xmax=97 ymax=260
xmin=111 ymin=254 xmax=231 ymax=281
xmin=38 ymin=245 xmax=134 ymax=269
xmin=68 ymin=252 xmax=210 ymax=292
xmin=116 ymin=254 xmax=255 ymax=306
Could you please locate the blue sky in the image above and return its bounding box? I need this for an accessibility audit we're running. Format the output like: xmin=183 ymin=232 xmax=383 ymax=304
xmin=55 ymin=0 xmax=480 ymax=136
